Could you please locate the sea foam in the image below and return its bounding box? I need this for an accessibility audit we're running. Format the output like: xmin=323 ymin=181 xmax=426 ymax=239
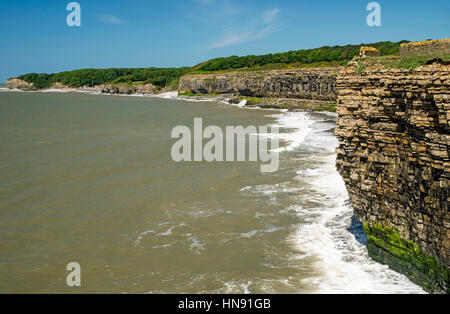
xmin=269 ymin=110 xmax=425 ymax=293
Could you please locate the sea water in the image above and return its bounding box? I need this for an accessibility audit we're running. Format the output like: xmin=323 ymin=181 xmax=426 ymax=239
xmin=0 ymin=91 xmax=425 ymax=293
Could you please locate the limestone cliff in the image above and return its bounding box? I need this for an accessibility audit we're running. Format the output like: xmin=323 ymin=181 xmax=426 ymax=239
xmin=179 ymin=68 xmax=340 ymax=101
xmin=336 ymin=61 xmax=449 ymax=293
xmin=5 ymin=79 xmax=158 ymax=96
xmin=99 ymin=83 xmax=156 ymax=95
xmin=6 ymin=79 xmax=37 ymax=91
xmin=400 ymin=38 xmax=450 ymax=58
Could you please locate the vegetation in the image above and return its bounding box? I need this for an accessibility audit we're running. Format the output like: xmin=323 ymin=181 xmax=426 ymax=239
xmin=190 ymin=41 xmax=405 ymax=72
xmin=13 ymin=41 xmax=408 ymax=89
xmin=17 ymin=68 xmax=189 ymax=90
xmin=365 ymin=222 xmax=449 ymax=293
xmin=353 ymin=53 xmax=450 ymax=74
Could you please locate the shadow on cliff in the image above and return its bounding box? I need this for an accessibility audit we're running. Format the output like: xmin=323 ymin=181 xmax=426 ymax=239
xmin=347 ymin=214 xmax=367 ymax=246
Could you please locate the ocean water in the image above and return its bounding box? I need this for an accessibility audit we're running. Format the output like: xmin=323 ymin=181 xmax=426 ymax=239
xmin=0 ymin=91 xmax=425 ymax=294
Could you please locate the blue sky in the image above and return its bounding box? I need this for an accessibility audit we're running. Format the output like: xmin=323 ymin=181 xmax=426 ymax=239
xmin=0 ymin=0 xmax=449 ymax=82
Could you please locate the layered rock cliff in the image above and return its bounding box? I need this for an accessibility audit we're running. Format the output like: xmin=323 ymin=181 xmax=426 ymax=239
xmin=400 ymin=39 xmax=450 ymax=58
xmin=336 ymin=62 xmax=450 ymax=293
xmin=179 ymin=68 xmax=340 ymax=101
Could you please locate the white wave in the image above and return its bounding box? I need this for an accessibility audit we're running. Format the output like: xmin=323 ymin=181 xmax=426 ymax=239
xmin=291 ymin=154 xmax=425 ymax=293
xmin=153 ymin=91 xmax=179 ymax=99
xmin=153 ymin=242 xmax=177 ymax=249
xmin=157 ymin=226 xmax=176 ymax=237
xmin=2 ymin=88 xmax=23 ymax=92
xmin=185 ymin=234 xmax=206 ymax=255
xmin=239 ymin=226 xmax=281 ymax=239
xmin=264 ymin=112 xmax=316 ymax=152
xmin=269 ymin=111 xmax=426 ymax=293
xmin=41 ymin=88 xmax=73 ymax=93
xmin=134 ymin=230 xmax=155 ymax=248
xmin=252 ymin=109 xmax=426 ymax=293
xmin=228 ymin=99 xmax=247 ymax=108
xmin=222 ymin=280 xmax=253 ymax=294
xmin=296 ymin=168 xmax=323 ymax=177
xmin=240 ymin=182 xmax=301 ymax=196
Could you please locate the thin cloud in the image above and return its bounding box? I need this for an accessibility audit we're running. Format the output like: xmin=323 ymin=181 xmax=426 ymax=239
xmin=98 ymin=14 xmax=125 ymax=25
xmin=206 ymin=7 xmax=281 ymax=49
xmin=209 ymin=32 xmax=253 ymax=49
xmin=262 ymin=8 xmax=280 ymax=23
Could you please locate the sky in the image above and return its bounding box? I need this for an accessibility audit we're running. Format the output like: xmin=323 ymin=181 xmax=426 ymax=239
xmin=0 ymin=0 xmax=449 ymax=82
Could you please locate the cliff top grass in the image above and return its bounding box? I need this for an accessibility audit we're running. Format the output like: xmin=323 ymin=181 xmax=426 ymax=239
xmin=187 ymin=60 xmax=347 ymax=75
xmin=353 ymin=53 xmax=450 ymax=73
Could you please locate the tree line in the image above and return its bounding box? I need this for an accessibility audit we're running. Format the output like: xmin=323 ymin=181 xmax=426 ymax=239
xmin=17 ymin=68 xmax=189 ymax=89
xmin=15 ymin=41 xmax=407 ymax=89
xmin=193 ymin=41 xmax=405 ymax=72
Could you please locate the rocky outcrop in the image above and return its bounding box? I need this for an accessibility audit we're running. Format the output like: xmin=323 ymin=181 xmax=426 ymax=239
xmin=400 ymin=39 xmax=450 ymax=58
xmin=179 ymin=68 xmax=340 ymax=101
xmin=5 ymin=80 xmax=159 ymax=96
xmin=100 ymin=83 xmax=156 ymax=95
xmin=336 ymin=62 xmax=450 ymax=293
xmin=6 ymin=79 xmax=37 ymax=91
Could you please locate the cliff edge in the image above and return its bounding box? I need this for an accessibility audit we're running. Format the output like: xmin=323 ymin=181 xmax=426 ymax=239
xmin=336 ymin=61 xmax=449 ymax=293
xmin=6 ymin=78 xmax=37 ymax=91
xmin=179 ymin=68 xmax=340 ymax=101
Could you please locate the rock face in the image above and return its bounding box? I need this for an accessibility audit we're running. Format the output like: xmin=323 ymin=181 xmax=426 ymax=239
xmin=5 ymin=80 xmax=158 ymax=96
xmin=400 ymin=39 xmax=450 ymax=58
xmin=336 ymin=62 xmax=450 ymax=293
xmin=6 ymin=79 xmax=37 ymax=91
xmin=179 ymin=68 xmax=340 ymax=101
xmin=100 ymin=84 xmax=156 ymax=95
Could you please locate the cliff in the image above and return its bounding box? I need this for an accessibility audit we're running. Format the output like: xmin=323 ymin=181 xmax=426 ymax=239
xmin=5 ymin=80 xmax=159 ymax=95
xmin=99 ymin=83 xmax=156 ymax=95
xmin=336 ymin=61 xmax=450 ymax=293
xmin=6 ymin=79 xmax=37 ymax=91
xmin=400 ymin=38 xmax=450 ymax=58
xmin=179 ymin=68 xmax=340 ymax=101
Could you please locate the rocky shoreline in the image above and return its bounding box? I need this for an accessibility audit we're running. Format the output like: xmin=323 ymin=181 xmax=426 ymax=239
xmin=6 ymin=76 xmax=339 ymax=112
xmin=7 ymin=67 xmax=341 ymax=112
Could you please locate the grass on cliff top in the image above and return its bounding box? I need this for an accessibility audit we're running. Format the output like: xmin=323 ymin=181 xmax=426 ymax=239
xmin=188 ymin=60 xmax=348 ymax=75
xmin=354 ymin=54 xmax=450 ymax=73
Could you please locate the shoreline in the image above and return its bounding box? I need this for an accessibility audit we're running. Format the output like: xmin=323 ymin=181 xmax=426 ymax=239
xmin=1 ymin=87 xmax=338 ymax=113
xmin=0 ymin=85 xmax=424 ymax=293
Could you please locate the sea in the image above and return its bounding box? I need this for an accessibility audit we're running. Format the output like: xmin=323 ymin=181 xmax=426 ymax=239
xmin=0 ymin=90 xmax=425 ymax=293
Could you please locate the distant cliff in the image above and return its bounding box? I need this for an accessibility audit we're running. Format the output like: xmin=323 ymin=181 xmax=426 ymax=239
xmin=336 ymin=61 xmax=449 ymax=293
xmin=5 ymin=79 xmax=159 ymax=95
xmin=400 ymin=38 xmax=450 ymax=58
xmin=6 ymin=79 xmax=37 ymax=91
xmin=179 ymin=68 xmax=340 ymax=101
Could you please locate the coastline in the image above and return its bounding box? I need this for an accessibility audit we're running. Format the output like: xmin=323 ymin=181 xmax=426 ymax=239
xmin=0 ymin=89 xmax=425 ymax=293
xmin=1 ymin=87 xmax=337 ymax=113
xmin=4 ymin=60 xmax=447 ymax=293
